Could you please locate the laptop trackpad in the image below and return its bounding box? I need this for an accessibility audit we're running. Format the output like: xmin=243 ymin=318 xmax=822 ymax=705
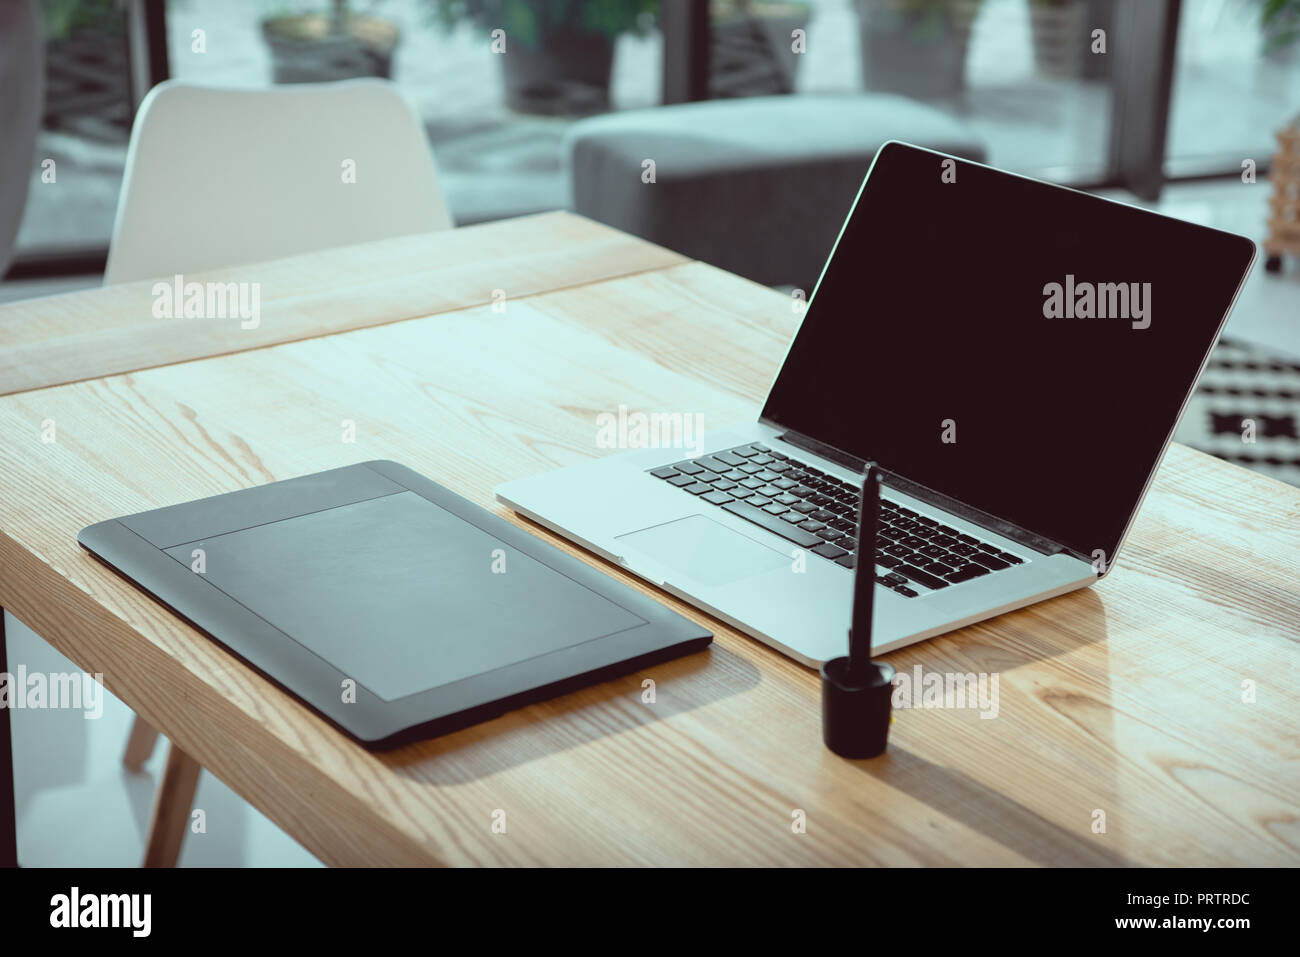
xmin=617 ymin=514 xmax=790 ymax=587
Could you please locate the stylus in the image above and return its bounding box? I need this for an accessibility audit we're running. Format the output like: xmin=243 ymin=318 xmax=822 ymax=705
xmin=847 ymin=464 xmax=882 ymax=683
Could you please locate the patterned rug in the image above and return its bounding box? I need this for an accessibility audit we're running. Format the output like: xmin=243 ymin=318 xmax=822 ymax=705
xmin=1175 ymin=338 xmax=1300 ymax=488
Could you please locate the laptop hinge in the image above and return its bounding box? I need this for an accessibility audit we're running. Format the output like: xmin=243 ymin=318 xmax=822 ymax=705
xmin=776 ymin=429 xmax=1087 ymax=564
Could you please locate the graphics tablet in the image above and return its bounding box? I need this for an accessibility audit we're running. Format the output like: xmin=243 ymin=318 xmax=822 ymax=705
xmin=78 ymin=461 xmax=712 ymax=749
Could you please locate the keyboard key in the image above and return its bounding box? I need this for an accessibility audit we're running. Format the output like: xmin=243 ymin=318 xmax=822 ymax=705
xmin=900 ymin=535 xmax=927 ymax=549
xmin=751 ymin=443 xmax=770 ymax=452
xmin=916 ymin=516 xmax=938 ymax=526
xmin=768 ymin=462 xmax=792 ymax=474
xmin=811 ymin=508 xmax=836 ymax=522
xmin=731 ymin=446 xmax=759 ymax=458
xmin=723 ymin=469 xmax=747 ymax=481
xmin=674 ymin=461 xmax=704 ymax=475
xmin=817 ymin=528 xmax=844 ymax=542
xmin=763 ymin=503 xmax=788 ymax=516
xmin=714 ymin=480 xmax=738 ymax=491
xmin=695 ymin=457 xmax=731 ymax=473
xmin=780 ymin=511 xmax=805 ymax=524
xmin=720 ymin=500 xmax=821 ymax=546
xmin=884 ymin=544 xmax=911 ymax=558
xmin=892 ymin=585 xmax=919 ymax=597
xmin=739 ymin=464 xmax=763 ymax=474
xmin=997 ymin=552 xmax=1024 ymax=565
xmin=877 ymin=554 xmax=903 ymax=569
xmin=748 ymin=496 xmax=772 ymax=507
xmin=896 ymin=564 xmax=950 ymax=590
xmin=667 ymin=474 xmax=696 ymax=487
xmin=757 ymin=485 xmax=783 ymax=497
xmin=740 ymin=478 xmax=764 ymax=489
xmin=835 ymin=554 xmax=856 ymax=568
xmin=931 ymin=534 xmax=958 ymax=548
xmin=730 ymin=487 xmax=756 ymax=499
xmin=830 ymin=518 xmax=854 ymax=532
xmin=950 ymin=543 xmax=978 ymax=557
xmin=792 ymin=501 xmax=817 ymax=514
xmin=683 ymin=483 xmax=713 ymax=495
xmin=755 ymin=470 xmax=780 ymax=482
xmin=881 ymin=528 xmax=906 ymax=540
xmin=650 ymin=467 xmax=679 ymax=479
xmin=767 ymin=451 xmax=789 ymax=460
xmin=921 ymin=561 xmax=953 ymax=575
xmin=714 ymin=451 xmax=746 ymax=467
xmin=956 ymin=534 xmax=980 ymax=546
xmin=881 ymin=572 xmax=908 ymax=586
xmin=812 ymin=542 xmax=848 ymax=560
xmin=977 ymin=541 xmax=999 ymax=553
xmin=775 ymin=493 xmax=800 ymax=506
xmin=970 ymin=552 xmax=1010 ymax=570
xmin=702 ymin=490 xmax=734 ymax=505
xmin=936 ymin=525 xmax=958 ymax=536
xmin=920 ymin=544 xmax=947 ymax=559
xmin=773 ymin=479 xmax=797 ymax=491
xmin=897 ymin=507 xmax=917 ymax=518
xmin=944 ymin=565 xmax=989 ymax=583
xmin=799 ymin=520 xmax=826 ymax=532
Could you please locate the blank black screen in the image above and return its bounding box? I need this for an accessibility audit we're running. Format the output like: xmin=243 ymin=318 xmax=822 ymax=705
xmin=762 ymin=143 xmax=1254 ymax=561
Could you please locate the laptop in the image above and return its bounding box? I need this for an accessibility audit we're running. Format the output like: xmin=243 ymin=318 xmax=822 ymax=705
xmin=496 ymin=142 xmax=1257 ymax=666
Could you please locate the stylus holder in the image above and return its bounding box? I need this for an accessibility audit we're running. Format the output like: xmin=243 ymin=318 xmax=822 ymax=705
xmin=820 ymin=654 xmax=895 ymax=759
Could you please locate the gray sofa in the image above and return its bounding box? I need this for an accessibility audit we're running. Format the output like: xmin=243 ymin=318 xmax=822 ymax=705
xmin=566 ymin=94 xmax=986 ymax=289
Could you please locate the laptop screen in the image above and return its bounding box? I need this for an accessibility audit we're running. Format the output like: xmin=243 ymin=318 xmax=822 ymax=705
xmin=761 ymin=142 xmax=1255 ymax=564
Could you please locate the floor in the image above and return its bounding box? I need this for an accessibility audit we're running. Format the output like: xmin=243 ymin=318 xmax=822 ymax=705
xmin=5 ymin=178 xmax=1298 ymax=868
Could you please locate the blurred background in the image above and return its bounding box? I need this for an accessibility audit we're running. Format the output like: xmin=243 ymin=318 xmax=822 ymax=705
xmin=3 ymin=0 xmax=1300 ymax=867
xmin=6 ymin=0 xmax=1300 ymax=260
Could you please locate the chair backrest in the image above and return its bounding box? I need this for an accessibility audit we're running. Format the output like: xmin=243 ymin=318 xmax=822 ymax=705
xmin=105 ymin=79 xmax=452 ymax=285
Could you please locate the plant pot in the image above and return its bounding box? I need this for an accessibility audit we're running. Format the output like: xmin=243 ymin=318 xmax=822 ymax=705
xmin=261 ymin=14 xmax=400 ymax=84
xmin=1030 ymin=0 xmax=1114 ymax=80
xmin=500 ymin=27 xmax=615 ymax=115
xmin=710 ymin=9 xmax=812 ymax=97
xmin=857 ymin=0 xmax=978 ymax=102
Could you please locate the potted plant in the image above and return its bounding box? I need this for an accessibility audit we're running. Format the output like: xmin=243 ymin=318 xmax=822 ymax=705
xmin=431 ymin=0 xmax=657 ymax=115
xmin=856 ymin=0 xmax=982 ymax=102
xmin=39 ymin=0 xmax=132 ymax=141
xmin=1028 ymin=0 xmax=1114 ymax=80
xmin=1260 ymin=0 xmax=1300 ymax=61
xmin=261 ymin=0 xmax=401 ymax=83
xmin=709 ymin=0 xmax=813 ymax=98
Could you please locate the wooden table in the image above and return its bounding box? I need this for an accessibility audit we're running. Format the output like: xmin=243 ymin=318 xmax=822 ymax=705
xmin=1 ymin=212 xmax=1297 ymax=866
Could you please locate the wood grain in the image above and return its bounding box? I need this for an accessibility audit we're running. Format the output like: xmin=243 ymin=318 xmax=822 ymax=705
xmin=1 ymin=224 xmax=1296 ymax=866
xmin=0 ymin=211 xmax=686 ymax=397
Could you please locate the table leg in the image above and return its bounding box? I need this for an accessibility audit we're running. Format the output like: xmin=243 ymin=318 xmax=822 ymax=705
xmin=1 ymin=609 xmax=17 ymax=867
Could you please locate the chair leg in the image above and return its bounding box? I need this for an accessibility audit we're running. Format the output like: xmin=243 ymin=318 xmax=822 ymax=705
xmin=123 ymin=716 xmax=159 ymax=772
xmin=142 ymin=743 xmax=201 ymax=868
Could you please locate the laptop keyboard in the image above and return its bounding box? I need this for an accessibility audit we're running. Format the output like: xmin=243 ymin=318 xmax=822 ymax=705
xmin=649 ymin=443 xmax=1025 ymax=598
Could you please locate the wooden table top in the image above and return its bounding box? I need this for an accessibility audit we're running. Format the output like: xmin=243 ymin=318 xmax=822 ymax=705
xmin=1 ymin=212 xmax=1296 ymax=866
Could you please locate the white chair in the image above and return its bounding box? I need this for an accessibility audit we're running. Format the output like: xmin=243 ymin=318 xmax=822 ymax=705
xmin=109 ymin=78 xmax=452 ymax=866
xmin=106 ymin=78 xmax=452 ymax=284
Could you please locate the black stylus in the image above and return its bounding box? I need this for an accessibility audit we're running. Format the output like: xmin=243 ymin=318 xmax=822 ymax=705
xmin=819 ymin=462 xmax=894 ymax=758
xmin=847 ymin=464 xmax=882 ymax=683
